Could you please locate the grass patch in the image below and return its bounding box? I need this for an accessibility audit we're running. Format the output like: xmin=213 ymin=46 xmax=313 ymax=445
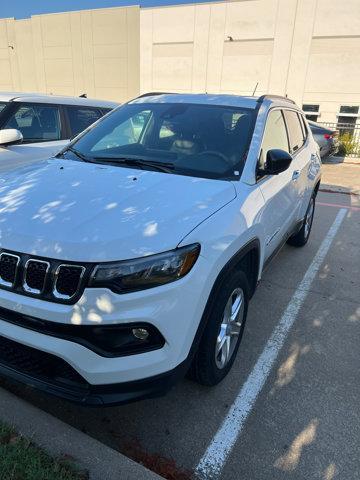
xmin=0 ymin=422 xmax=88 ymax=480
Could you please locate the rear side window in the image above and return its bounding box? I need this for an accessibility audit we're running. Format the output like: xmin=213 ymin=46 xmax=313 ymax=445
xmin=284 ymin=110 xmax=305 ymax=153
xmin=259 ymin=109 xmax=289 ymax=170
xmin=298 ymin=113 xmax=308 ymax=139
xmin=309 ymin=123 xmax=322 ymax=133
xmin=0 ymin=102 xmax=7 ymax=113
xmin=4 ymin=104 xmax=61 ymax=142
xmin=66 ymin=107 xmax=103 ymax=137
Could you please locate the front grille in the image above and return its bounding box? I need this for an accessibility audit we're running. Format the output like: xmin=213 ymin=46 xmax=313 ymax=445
xmin=0 ymin=250 xmax=90 ymax=304
xmin=54 ymin=265 xmax=85 ymax=299
xmin=0 ymin=253 xmax=19 ymax=287
xmin=0 ymin=335 xmax=87 ymax=388
xmin=24 ymin=260 xmax=49 ymax=293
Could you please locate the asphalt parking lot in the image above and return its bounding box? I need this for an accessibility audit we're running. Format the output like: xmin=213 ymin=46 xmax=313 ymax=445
xmin=1 ymin=188 xmax=359 ymax=480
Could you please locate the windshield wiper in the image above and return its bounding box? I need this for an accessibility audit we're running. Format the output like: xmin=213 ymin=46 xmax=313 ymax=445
xmin=58 ymin=147 xmax=93 ymax=163
xmin=92 ymin=156 xmax=175 ymax=173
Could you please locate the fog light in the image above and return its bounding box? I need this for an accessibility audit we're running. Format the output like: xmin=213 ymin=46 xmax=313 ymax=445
xmin=132 ymin=327 xmax=149 ymax=341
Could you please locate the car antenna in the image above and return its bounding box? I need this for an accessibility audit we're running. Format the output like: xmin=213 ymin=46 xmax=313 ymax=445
xmin=252 ymin=82 xmax=259 ymax=96
xmin=79 ymin=93 xmax=87 ymax=98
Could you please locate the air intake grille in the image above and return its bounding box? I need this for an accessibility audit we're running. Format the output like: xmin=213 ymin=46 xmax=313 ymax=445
xmin=0 ymin=250 xmax=90 ymax=304
xmin=24 ymin=260 xmax=49 ymax=293
xmin=0 ymin=335 xmax=87 ymax=387
xmin=0 ymin=254 xmax=19 ymax=287
xmin=55 ymin=265 xmax=85 ymax=299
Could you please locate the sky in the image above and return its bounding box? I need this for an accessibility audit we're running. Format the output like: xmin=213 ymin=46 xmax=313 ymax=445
xmin=0 ymin=0 xmax=214 ymax=20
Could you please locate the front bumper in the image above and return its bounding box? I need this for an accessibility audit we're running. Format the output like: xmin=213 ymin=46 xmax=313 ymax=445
xmin=0 ymin=255 xmax=215 ymax=401
xmin=0 ymin=333 xmax=189 ymax=406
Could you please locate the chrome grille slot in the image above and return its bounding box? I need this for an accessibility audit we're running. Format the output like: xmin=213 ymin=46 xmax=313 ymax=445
xmin=54 ymin=265 xmax=85 ymax=299
xmin=23 ymin=259 xmax=50 ymax=294
xmin=0 ymin=253 xmax=20 ymax=287
xmin=0 ymin=250 xmax=87 ymax=303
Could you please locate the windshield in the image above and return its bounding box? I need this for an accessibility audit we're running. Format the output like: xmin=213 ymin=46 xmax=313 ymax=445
xmin=0 ymin=102 xmax=8 ymax=114
xmin=69 ymin=102 xmax=255 ymax=180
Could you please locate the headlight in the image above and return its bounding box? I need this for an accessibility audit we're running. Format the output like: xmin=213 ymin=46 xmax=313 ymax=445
xmin=89 ymin=244 xmax=200 ymax=293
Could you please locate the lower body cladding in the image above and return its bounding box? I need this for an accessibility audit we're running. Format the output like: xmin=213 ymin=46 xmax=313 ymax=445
xmin=0 ymin=255 xmax=211 ymax=406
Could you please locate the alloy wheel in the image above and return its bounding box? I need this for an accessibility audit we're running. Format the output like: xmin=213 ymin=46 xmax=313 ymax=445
xmin=304 ymin=197 xmax=315 ymax=239
xmin=215 ymin=287 xmax=245 ymax=369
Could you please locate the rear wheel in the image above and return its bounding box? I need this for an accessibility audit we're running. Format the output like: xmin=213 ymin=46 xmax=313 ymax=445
xmin=189 ymin=270 xmax=249 ymax=386
xmin=287 ymin=195 xmax=315 ymax=247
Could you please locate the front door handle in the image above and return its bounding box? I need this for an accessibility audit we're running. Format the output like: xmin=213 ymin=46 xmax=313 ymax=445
xmin=292 ymin=170 xmax=300 ymax=181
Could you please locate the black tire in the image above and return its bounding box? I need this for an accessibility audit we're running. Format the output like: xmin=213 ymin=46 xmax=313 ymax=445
xmin=188 ymin=270 xmax=249 ymax=386
xmin=287 ymin=195 xmax=315 ymax=247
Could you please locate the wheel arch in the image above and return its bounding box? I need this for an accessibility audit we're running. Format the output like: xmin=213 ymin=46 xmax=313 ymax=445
xmin=187 ymin=238 xmax=261 ymax=362
xmin=218 ymin=238 xmax=260 ymax=299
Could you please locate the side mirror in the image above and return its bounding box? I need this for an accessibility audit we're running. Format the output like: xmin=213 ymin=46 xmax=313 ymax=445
xmin=262 ymin=149 xmax=292 ymax=175
xmin=0 ymin=129 xmax=23 ymax=147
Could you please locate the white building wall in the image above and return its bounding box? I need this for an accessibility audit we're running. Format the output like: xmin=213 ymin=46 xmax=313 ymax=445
xmin=140 ymin=0 xmax=360 ymax=123
xmin=0 ymin=0 xmax=360 ymax=123
xmin=0 ymin=6 xmax=140 ymax=103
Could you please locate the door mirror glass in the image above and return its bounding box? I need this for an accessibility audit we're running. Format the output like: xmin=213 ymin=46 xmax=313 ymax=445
xmin=263 ymin=149 xmax=292 ymax=175
xmin=0 ymin=129 xmax=23 ymax=147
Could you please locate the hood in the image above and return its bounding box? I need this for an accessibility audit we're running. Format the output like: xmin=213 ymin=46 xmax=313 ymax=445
xmin=0 ymin=140 xmax=69 ymax=173
xmin=0 ymin=159 xmax=236 ymax=261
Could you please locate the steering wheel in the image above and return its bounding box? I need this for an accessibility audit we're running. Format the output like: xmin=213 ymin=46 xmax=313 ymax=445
xmin=198 ymin=150 xmax=231 ymax=166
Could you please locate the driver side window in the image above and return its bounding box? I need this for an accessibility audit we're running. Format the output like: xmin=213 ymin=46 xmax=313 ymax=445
xmin=259 ymin=110 xmax=289 ymax=170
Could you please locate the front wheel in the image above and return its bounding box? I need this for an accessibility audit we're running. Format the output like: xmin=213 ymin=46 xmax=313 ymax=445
xmin=287 ymin=195 xmax=315 ymax=247
xmin=188 ymin=270 xmax=249 ymax=386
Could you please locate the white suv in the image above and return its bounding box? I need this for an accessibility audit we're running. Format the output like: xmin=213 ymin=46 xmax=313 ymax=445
xmin=0 ymin=93 xmax=321 ymax=405
xmin=0 ymin=92 xmax=118 ymax=173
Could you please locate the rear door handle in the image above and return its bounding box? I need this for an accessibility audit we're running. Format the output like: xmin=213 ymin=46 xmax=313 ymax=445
xmin=292 ymin=170 xmax=300 ymax=181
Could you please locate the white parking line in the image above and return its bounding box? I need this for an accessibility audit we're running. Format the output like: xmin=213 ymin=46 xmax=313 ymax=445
xmin=195 ymin=208 xmax=347 ymax=479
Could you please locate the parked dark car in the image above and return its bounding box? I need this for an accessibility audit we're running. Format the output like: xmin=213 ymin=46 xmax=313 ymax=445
xmin=308 ymin=120 xmax=339 ymax=158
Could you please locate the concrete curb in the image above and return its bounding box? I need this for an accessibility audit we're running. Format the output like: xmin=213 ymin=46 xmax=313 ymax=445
xmin=319 ymin=186 xmax=360 ymax=196
xmin=323 ymin=156 xmax=360 ymax=165
xmin=0 ymin=387 xmax=163 ymax=480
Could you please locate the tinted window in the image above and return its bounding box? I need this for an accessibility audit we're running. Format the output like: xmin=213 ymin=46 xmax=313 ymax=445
xmin=69 ymin=103 xmax=255 ymax=181
xmin=302 ymin=104 xmax=319 ymax=113
xmin=0 ymin=102 xmax=7 ymax=113
xmin=338 ymin=116 xmax=356 ymax=126
xmin=4 ymin=104 xmax=61 ymax=142
xmin=305 ymin=114 xmax=319 ymax=122
xmin=259 ymin=109 xmax=289 ymax=170
xmin=309 ymin=124 xmax=324 ymax=134
xmin=298 ymin=113 xmax=308 ymax=139
xmin=309 ymin=122 xmax=329 ymax=134
xmin=339 ymin=105 xmax=359 ymax=114
xmin=284 ymin=110 xmax=305 ymax=153
xmin=67 ymin=107 xmax=103 ymax=137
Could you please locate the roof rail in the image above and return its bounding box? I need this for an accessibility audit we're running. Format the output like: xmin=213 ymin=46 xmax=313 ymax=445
xmin=257 ymin=94 xmax=296 ymax=105
xmin=136 ymin=92 xmax=177 ymax=99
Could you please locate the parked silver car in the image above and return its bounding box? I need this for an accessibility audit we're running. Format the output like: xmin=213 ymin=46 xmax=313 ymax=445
xmin=0 ymin=92 xmax=118 ymax=173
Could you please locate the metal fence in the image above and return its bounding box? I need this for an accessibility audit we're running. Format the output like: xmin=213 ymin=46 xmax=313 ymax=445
xmin=318 ymin=122 xmax=360 ymax=157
